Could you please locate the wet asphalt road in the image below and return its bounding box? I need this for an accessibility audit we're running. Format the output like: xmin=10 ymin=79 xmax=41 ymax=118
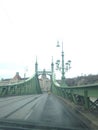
xmin=0 ymin=94 xmax=91 ymax=129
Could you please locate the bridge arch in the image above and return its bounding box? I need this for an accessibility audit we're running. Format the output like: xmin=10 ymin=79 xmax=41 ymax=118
xmin=37 ymin=69 xmax=52 ymax=93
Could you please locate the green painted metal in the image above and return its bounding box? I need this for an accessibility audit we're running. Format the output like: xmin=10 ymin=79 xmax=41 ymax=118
xmin=35 ymin=57 xmax=38 ymax=75
xmin=0 ymin=75 xmax=42 ymax=97
xmin=56 ymin=41 xmax=66 ymax=86
xmin=89 ymin=99 xmax=98 ymax=110
xmin=51 ymin=56 xmax=54 ymax=73
xmin=63 ymin=84 xmax=98 ymax=98
xmin=84 ymin=90 xmax=90 ymax=109
xmin=51 ymin=74 xmax=59 ymax=95
xmin=56 ymin=41 xmax=71 ymax=87
xmin=61 ymin=42 xmax=65 ymax=86
xmin=51 ymin=73 xmax=98 ymax=110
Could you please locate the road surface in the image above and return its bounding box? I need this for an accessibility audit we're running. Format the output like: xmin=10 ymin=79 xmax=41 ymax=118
xmin=0 ymin=94 xmax=92 ymax=129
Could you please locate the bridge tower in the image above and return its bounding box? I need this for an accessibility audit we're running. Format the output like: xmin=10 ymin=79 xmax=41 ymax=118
xmin=35 ymin=57 xmax=38 ymax=75
xmin=51 ymin=56 xmax=54 ymax=73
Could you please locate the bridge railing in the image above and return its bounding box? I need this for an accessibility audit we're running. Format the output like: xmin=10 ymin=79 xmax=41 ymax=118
xmin=0 ymin=75 xmax=42 ymax=96
xmin=51 ymin=73 xmax=98 ymax=110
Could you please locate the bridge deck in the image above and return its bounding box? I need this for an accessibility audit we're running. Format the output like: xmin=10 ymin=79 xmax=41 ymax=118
xmin=0 ymin=94 xmax=94 ymax=129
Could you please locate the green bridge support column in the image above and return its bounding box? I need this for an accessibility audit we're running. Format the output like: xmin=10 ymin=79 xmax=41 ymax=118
xmin=70 ymin=90 xmax=78 ymax=104
xmin=84 ymin=90 xmax=89 ymax=110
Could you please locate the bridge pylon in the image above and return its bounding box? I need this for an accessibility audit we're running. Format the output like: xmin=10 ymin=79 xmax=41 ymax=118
xmin=35 ymin=57 xmax=38 ymax=75
xmin=51 ymin=56 xmax=54 ymax=74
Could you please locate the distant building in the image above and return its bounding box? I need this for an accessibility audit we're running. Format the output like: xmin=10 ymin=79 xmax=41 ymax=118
xmin=0 ymin=72 xmax=28 ymax=86
xmin=10 ymin=72 xmax=22 ymax=83
xmin=39 ymin=70 xmax=51 ymax=92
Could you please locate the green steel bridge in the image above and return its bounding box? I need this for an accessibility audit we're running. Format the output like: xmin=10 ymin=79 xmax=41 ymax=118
xmin=0 ymin=59 xmax=98 ymax=111
xmin=0 ymin=59 xmax=98 ymax=129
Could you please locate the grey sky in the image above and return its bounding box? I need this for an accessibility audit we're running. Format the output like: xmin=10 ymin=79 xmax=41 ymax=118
xmin=0 ymin=0 xmax=98 ymax=79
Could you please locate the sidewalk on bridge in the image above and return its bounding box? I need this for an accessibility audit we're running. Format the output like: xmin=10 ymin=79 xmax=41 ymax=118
xmin=59 ymin=96 xmax=98 ymax=129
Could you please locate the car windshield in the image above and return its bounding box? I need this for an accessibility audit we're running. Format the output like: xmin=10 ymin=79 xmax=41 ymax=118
xmin=0 ymin=0 xmax=98 ymax=130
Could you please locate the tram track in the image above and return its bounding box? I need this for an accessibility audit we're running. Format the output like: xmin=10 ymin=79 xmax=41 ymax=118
xmin=6 ymin=94 xmax=47 ymax=120
xmin=0 ymin=95 xmax=34 ymax=108
xmin=0 ymin=95 xmax=42 ymax=118
xmin=0 ymin=94 xmax=95 ymax=130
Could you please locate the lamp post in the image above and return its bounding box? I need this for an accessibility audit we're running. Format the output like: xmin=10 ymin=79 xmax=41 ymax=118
xmin=56 ymin=41 xmax=71 ymax=86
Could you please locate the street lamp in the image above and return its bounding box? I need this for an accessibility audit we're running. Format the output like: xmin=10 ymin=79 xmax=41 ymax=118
xmin=56 ymin=41 xmax=71 ymax=86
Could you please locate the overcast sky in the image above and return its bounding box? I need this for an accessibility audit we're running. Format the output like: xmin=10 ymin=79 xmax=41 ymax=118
xmin=0 ymin=0 xmax=98 ymax=79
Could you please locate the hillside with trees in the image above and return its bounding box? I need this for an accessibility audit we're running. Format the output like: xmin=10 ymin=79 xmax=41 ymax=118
xmin=57 ymin=74 xmax=98 ymax=86
xmin=66 ymin=74 xmax=98 ymax=86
